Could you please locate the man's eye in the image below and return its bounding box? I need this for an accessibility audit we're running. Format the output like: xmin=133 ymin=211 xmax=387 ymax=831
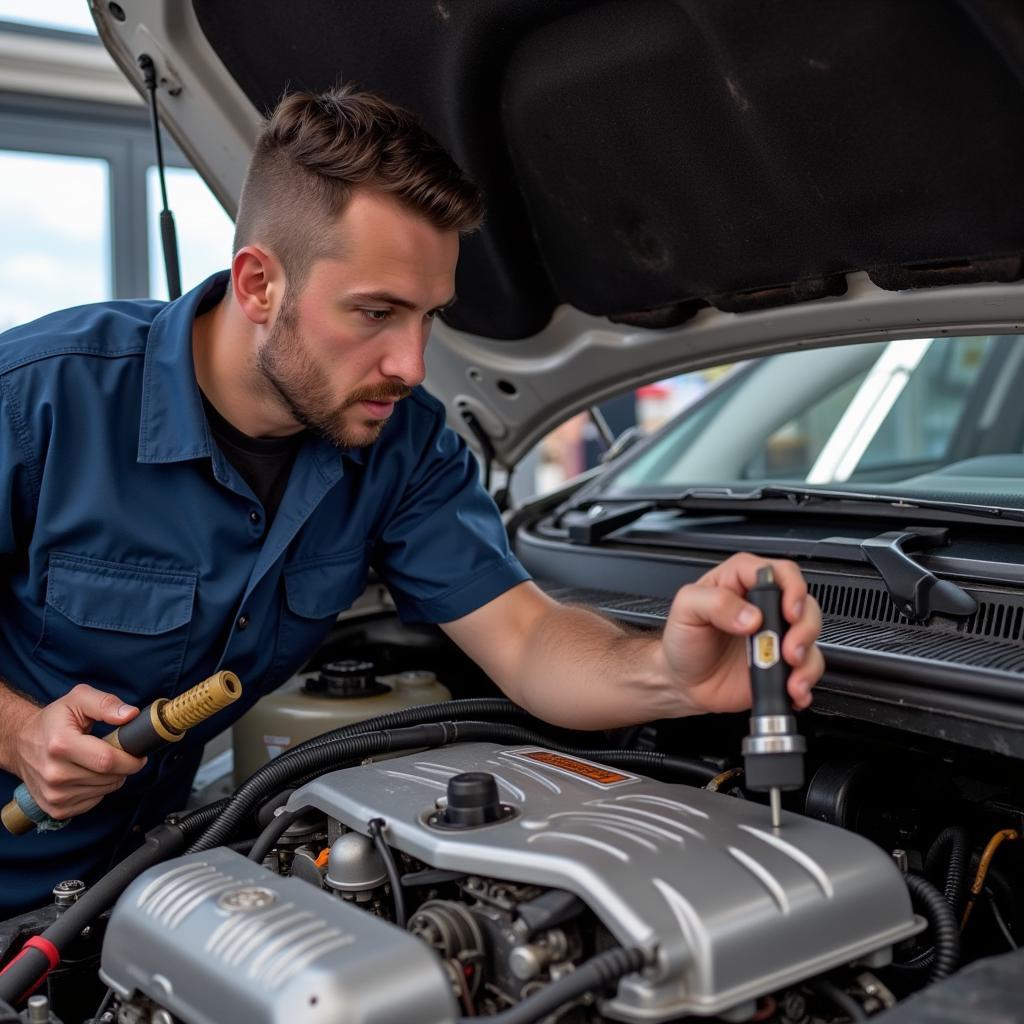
xmin=362 ymin=309 xmax=391 ymax=323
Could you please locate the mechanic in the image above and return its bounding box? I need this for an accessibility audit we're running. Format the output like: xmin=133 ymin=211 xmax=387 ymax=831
xmin=0 ymin=86 xmax=823 ymax=914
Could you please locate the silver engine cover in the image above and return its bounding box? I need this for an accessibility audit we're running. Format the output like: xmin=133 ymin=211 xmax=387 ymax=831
xmin=100 ymin=847 xmax=456 ymax=1024
xmin=293 ymin=744 xmax=921 ymax=1021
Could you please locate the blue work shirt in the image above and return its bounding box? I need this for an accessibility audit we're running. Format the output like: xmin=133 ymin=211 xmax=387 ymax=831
xmin=0 ymin=272 xmax=529 ymax=913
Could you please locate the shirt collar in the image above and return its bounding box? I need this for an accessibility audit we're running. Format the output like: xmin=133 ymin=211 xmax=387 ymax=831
xmin=136 ymin=271 xmax=366 ymax=467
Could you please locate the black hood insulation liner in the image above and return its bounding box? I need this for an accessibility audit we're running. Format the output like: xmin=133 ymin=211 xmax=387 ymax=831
xmin=193 ymin=0 xmax=1024 ymax=339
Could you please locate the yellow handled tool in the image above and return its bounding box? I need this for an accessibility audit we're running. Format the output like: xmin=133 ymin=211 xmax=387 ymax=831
xmin=1 ymin=671 xmax=242 ymax=835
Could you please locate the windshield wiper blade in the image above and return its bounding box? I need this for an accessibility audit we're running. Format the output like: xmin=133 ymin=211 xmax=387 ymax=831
xmin=560 ymin=498 xmax=979 ymax=622
xmin=571 ymin=484 xmax=1024 ymax=524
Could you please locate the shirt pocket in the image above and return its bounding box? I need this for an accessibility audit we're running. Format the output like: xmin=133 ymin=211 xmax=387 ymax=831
xmin=33 ymin=552 xmax=197 ymax=703
xmin=272 ymin=545 xmax=370 ymax=682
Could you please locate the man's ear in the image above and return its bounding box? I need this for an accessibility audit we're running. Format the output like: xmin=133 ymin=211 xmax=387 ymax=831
xmin=231 ymin=246 xmax=285 ymax=326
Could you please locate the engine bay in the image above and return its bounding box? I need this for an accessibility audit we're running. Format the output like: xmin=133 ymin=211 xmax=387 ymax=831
xmin=0 ymin=582 xmax=1022 ymax=1024
xmin=98 ymin=743 xmax=926 ymax=1023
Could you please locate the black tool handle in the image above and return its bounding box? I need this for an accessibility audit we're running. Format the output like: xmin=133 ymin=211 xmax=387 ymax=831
xmin=747 ymin=573 xmax=790 ymax=717
xmin=111 ymin=700 xmax=182 ymax=757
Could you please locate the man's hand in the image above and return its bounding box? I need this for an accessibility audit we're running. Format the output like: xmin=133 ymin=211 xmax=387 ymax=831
xmin=661 ymin=553 xmax=824 ymax=715
xmin=9 ymin=684 xmax=147 ymax=819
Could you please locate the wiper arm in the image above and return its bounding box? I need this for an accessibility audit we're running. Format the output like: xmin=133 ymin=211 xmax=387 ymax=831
xmin=815 ymin=527 xmax=977 ymax=622
xmin=564 ymin=501 xmax=658 ymax=544
xmin=558 ymin=495 xmax=978 ymax=623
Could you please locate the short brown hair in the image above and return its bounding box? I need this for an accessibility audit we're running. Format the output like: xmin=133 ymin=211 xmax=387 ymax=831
xmin=233 ymin=84 xmax=484 ymax=287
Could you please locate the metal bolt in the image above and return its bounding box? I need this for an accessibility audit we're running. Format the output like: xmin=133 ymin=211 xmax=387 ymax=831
xmin=27 ymin=994 xmax=49 ymax=1023
xmin=151 ymin=1009 xmax=175 ymax=1024
xmin=891 ymin=848 xmax=909 ymax=874
xmin=52 ymin=878 xmax=86 ymax=906
xmin=509 ymin=945 xmax=544 ymax=980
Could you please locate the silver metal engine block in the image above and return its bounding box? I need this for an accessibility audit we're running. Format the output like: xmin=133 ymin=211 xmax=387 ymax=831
xmin=100 ymin=744 xmax=922 ymax=1023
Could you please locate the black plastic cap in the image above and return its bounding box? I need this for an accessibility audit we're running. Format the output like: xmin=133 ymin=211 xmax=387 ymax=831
xmin=744 ymin=752 xmax=806 ymax=792
xmin=307 ymin=660 xmax=389 ymax=698
xmin=443 ymin=772 xmax=504 ymax=828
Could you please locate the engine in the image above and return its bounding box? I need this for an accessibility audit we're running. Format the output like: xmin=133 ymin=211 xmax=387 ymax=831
xmin=99 ymin=744 xmax=922 ymax=1023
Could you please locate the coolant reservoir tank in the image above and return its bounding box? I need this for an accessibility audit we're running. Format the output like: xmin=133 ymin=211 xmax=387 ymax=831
xmin=231 ymin=660 xmax=452 ymax=785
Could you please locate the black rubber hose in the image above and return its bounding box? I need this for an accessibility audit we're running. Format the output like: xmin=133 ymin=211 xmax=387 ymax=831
xmin=0 ymin=821 xmax=190 ymax=1005
xmin=247 ymin=804 xmax=315 ymax=865
xmin=898 ymin=873 xmax=961 ymax=982
xmin=455 ymin=946 xmax=646 ymax=1024
xmin=174 ymin=798 xmax=230 ymax=834
xmin=283 ymin=698 xmax=717 ymax=781
xmin=367 ymin=818 xmax=406 ymax=927
xmin=806 ymin=977 xmax=866 ymax=1021
xmin=288 ymin=698 xmax=530 ymax=755
xmin=924 ymin=826 xmax=970 ymax=918
xmin=187 ymin=719 xmax=722 ymax=853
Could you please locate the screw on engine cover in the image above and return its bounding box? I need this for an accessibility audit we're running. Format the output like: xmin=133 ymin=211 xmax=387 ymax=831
xmin=150 ymin=1010 xmax=175 ymax=1024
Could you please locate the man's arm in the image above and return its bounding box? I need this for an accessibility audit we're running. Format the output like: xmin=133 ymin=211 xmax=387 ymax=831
xmin=0 ymin=682 xmax=147 ymax=819
xmin=440 ymin=553 xmax=824 ymax=731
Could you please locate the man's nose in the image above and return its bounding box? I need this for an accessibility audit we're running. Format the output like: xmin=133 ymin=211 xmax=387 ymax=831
xmin=379 ymin=320 xmax=428 ymax=386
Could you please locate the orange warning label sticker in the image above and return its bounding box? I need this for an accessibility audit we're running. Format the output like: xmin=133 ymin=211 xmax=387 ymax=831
xmin=505 ymin=748 xmax=637 ymax=787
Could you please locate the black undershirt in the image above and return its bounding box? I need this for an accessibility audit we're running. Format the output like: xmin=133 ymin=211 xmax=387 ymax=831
xmin=201 ymin=392 xmax=306 ymax=529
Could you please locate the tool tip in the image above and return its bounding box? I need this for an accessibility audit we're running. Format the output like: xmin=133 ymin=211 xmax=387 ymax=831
xmin=756 ymin=565 xmax=775 ymax=585
xmin=770 ymin=787 xmax=782 ymax=828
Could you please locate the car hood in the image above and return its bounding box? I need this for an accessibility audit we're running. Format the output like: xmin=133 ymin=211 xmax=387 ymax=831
xmin=93 ymin=0 xmax=1024 ymax=464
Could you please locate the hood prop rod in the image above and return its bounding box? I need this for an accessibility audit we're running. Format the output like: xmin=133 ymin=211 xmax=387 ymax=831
xmin=138 ymin=53 xmax=181 ymax=300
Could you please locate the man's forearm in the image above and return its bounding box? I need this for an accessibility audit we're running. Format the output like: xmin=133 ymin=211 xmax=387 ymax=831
xmin=0 ymin=681 xmax=39 ymax=775
xmin=506 ymin=605 xmax=688 ymax=730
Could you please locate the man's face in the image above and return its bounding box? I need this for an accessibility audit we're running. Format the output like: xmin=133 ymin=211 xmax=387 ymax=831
xmin=256 ymin=190 xmax=460 ymax=448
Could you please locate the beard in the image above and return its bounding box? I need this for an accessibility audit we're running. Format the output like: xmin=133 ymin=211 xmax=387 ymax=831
xmin=255 ymin=295 xmax=411 ymax=449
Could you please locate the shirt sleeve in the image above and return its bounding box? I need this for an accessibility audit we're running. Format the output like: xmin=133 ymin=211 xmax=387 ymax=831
xmin=0 ymin=376 xmax=39 ymax=560
xmin=372 ymin=398 xmax=531 ymax=623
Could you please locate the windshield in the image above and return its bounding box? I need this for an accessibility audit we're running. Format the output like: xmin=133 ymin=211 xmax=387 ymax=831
xmin=600 ymin=334 xmax=1024 ymax=506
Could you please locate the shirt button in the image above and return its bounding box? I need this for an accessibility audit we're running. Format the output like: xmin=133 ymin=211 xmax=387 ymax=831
xmin=237 ymin=613 xmax=250 ymax=631
xmin=249 ymin=510 xmax=261 ymax=525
